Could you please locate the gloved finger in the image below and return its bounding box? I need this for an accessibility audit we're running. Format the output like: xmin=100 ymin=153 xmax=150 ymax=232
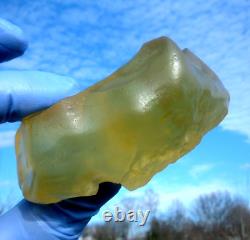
xmin=0 ymin=200 xmax=59 ymax=240
xmin=0 ymin=70 xmax=81 ymax=123
xmin=63 ymin=182 xmax=122 ymax=210
xmin=0 ymin=18 xmax=28 ymax=63
xmin=28 ymin=182 xmax=121 ymax=239
xmin=41 ymin=182 xmax=122 ymax=239
xmin=0 ymin=183 xmax=121 ymax=240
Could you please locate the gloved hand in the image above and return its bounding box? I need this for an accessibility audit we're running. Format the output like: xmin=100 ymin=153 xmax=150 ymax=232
xmin=0 ymin=18 xmax=121 ymax=240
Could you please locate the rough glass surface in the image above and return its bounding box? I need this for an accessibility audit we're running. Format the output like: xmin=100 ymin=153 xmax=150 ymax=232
xmin=15 ymin=37 xmax=230 ymax=203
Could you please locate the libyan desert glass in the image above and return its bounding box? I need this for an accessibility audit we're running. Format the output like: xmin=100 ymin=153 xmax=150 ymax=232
xmin=15 ymin=37 xmax=230 ymax=203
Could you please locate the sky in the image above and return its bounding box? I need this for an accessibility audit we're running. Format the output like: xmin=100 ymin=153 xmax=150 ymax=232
xmin=0 ymin=0 xmax=249 ymax=224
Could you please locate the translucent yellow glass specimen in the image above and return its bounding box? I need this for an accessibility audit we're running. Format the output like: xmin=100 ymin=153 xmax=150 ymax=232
xmin=15 ymin=37 xmax=230 ymax=203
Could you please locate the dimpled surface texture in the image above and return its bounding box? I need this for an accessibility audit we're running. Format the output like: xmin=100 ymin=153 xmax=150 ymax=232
xmin=15 ymin=37 xmax=230 ymax=204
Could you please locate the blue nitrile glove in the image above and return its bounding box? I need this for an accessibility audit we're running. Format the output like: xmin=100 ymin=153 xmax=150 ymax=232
xmin=0 ymin=18 xmax=27 ymax=63
xmin=0 ymin=19 xmax=121 ymax=240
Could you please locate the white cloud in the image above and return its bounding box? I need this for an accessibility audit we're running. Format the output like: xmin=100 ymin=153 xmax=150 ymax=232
xmin=0 ymin=0 xmax=248 ymax=142
xmin=0 ymin=130 xmax=16 ymax=148
xmin=60 ymin=7 xmax=99 ymax=25
xmin=133 ymin=179 xmax=235 ymax=211
xmin=189 ymin=164 xmax=214 ymax=178
xmin=0 ymin=180 xmax=12 ymax=187
xmin=240 ymin=163 xmax=250 ymax=170
xmin=156 ymin=180 xmax=236 ymax=211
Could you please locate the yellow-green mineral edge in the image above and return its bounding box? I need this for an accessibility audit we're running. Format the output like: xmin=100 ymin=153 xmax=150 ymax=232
xmin=15 ymin=37 xmax=230 ymax=203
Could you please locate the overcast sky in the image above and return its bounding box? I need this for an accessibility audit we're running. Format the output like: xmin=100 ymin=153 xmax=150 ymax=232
xmin=0 ymin=0 xmax=249 ymax=223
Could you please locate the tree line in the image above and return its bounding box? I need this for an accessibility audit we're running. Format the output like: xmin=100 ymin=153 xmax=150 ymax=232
xmin=82 ymin=190 xmax=250 ymax=240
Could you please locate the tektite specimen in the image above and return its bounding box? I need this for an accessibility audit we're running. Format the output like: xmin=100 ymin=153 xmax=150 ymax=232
xmin=16 ymin=37 xmax=230 ymax=203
